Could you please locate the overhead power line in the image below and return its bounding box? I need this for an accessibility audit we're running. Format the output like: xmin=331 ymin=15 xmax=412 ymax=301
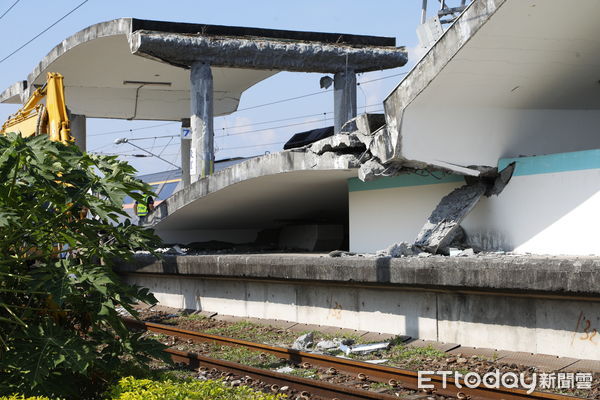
xmin=87 ymin=70 xmax=405 ymax=136
xmin=0 ymin=0 xmax=91 ymax=65
xmin=357 ymin=72 xmax=408 ymax=86
xmin=0 ymin=0 xmax=21 ymax=21
xmin=235 ymin=71 xmax=408 ymax=113
xmin=88 ymin=122 xmax=177 ymax=137
xmin=126 ymin=134 xmax=179 ymax=141
xmin=217 ymin=103 xmax=383 ymax=139
xmin=220 ymin=141 xmax=286 ymax=151
xmin=220 ymin=112 xmax=331 ymax=131
xmin=236 ymin=89 xmax=332 ymax=112
xmin=217 ymin=117 xmax=334 ymax=138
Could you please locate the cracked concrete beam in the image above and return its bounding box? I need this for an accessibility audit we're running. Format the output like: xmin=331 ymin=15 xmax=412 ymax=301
xmin=0 ymin=81 xmax=26 ymax=104
xmin=418 ymin=159 xmax=481 ymax=177
xmin=342 ymin=113 xmax=386 ymax=135
xmin=130 ymin=31 xmax=408 ymax=73
xmin=414 ymin=182 xmax=487 ymax=254
xmin=309 ymin=134 xmax=365 ymax=155
xmin=368 ymin=126 xmax=395 ymax=164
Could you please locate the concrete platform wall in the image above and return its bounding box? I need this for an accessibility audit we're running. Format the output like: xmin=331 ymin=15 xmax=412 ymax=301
xmin=348 ymin=149 xmax=600 ymax=255
xmin=123 ymin=273 xmax=600 ymax=360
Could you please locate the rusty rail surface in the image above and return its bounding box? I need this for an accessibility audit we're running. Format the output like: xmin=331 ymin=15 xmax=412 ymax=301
xmin=167 ymin=347 xmax=397 ymax=400
xmin=124 ymin=317 xmax=581 ymax=400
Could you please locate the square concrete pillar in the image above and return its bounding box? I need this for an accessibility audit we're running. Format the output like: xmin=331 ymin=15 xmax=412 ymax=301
xmin=190 ymin=62 xmax=214 ymax=182
xmin=180 ymin=118 xmax=191 ymax=188
xmin=334 ymin=70 xmax=357 ymax=134
xmin=70 ymin=114 xmax=86 ymax=152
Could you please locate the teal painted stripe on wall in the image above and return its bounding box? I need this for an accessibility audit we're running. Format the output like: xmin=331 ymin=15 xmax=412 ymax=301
xmin=348 ymin=173 xmax=463 ymax=192
xmin=498 ymin=149 xmax=600 ymax=177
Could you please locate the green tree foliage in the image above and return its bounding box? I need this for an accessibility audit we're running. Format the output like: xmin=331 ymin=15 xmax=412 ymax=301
xmin=0 ymin=133 xmax=168 ymax=398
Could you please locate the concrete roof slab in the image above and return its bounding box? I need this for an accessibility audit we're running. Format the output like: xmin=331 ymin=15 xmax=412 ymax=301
xmin=147 ymin=150 xmax=359 ymax=232
xmin=1 ymin=18 xmax=405 ymax=121
xmin=131 ymin=31 xmax=407 ymax=73
xmin=383 ymin=0 xmax=600 ymax=169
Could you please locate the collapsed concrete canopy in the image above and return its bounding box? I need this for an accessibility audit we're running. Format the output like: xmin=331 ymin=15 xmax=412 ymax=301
xmin=0 ymin=18 xmax=406 ymax=121
xmin=382 ymin=0 xmax=600 ymax=171
xmin=147 ymin=150 xmax=359 ymax=244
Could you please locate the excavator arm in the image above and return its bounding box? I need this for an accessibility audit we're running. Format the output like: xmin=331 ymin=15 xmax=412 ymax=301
xmin=1 ymin=72 xmax=73 ymax=144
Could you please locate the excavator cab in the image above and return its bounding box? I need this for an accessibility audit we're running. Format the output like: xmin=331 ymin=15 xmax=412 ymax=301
xmin=1 ymin=72 xmax=73 ymax=145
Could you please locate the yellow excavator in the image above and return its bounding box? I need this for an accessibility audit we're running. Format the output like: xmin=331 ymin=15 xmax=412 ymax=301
xmin=0 ymin=72 xmax=73 ymax=144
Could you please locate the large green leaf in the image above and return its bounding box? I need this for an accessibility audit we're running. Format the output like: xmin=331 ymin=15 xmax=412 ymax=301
xmin=0 ymin=134 xmax=166 ymax=399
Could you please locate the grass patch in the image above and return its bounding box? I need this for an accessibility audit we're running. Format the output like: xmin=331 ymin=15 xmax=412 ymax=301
xmin=370 ymin=382 xmax=394 ymax=391
xmin=179 ymin=313 xmax=207 ymax=322
xmin=205 ymin=345 xmax=284 ymax=369
xmin=386 ymin=345 xmax=447 ymax=368
xmin=286 ymin=368 xmax=319 ymax=379
xmin=204 ymin=322 xmax=298 ymax=345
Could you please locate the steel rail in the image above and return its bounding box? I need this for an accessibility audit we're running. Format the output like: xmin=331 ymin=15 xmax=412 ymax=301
xmin=124 ymin=318 xmax=581 ymax=400
xmin=166 ymin=347 xmax=397 ymax=400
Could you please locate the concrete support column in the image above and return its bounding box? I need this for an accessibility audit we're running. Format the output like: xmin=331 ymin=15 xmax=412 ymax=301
xmin=190 ymin=62 xmax=214 ymax=182
xmin=333 ymin=70 xmax=357 ymax=134
xmin=70 ymin=114 xmax=86 ymax=152
xmin=180 ymin=118 xmax=191 ymax=188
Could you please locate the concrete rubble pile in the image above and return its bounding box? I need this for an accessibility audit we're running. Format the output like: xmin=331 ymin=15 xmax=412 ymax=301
xmin=303 ymin=114 xmax=517 ymax=257
xmin=298 ymin=113 xmax=404 ymax=182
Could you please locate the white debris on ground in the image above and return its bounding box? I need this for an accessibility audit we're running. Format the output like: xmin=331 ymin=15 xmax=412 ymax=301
xmin=115 ymin=306 xmax=132 ymax=317
xmin=339 ymin=342 xmax=390 ymax=356
xmin=274 ymin=366 xmax=295 ymax=373
xmin=291 ymin=332 xmax=314 ymax=351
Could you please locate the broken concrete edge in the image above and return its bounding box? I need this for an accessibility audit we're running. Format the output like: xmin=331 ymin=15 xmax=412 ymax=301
xmin=131 ymin=31 xmax=408 ymax=73
xmin=146 ymin=150 xmax=360 ymax=227
xmin=114 ymin=253 xmax=600 ymax=297
xmin=409 ymin=162 xmax=515 ymax=254
xmin=0 ymin=80 xmax=26 ymax=104
xmin=128 ymin=18 xmax=399 ymax=47
xmin=414 ymin=181 xmax=487 ymax=254
xmin=382 ymin=0 xmax=507 ymax=164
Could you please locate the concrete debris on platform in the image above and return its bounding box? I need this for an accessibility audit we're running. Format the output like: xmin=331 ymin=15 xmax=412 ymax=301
xmin=156 ymin=244 xmax=187 ymax=255
xmin=309 ymin=134 xmax=364 ymax=155
xmin=376 ymin=241 xmax=418 ymax=258
xmin=414 ymin=182 xmax=488 ymax=254
xmin=328 ymin=250 xmax=357 ymax=257
xmin=368 ymin=161 xmax=517 ymax=257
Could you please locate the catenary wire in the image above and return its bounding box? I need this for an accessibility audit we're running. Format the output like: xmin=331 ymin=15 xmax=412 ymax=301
xmin=0 ymin=0 xmax=21 ymax=21
xmin=87 ymin=71 xmax=406 ymax=137
xmin=0 ymin=0 xmax=91 ymax=65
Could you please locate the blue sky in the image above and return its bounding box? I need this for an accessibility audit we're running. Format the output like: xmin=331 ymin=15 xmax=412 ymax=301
xmin=0 ymin=0 xmax=440 ymax=175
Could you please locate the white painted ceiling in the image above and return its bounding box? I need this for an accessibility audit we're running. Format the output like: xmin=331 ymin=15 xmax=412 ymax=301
xmin=155 ymin=169 xmax=355 ymax=231
xmin=11 ymin=34 xmax=277 ymax=120
xmin=412 ymin=0 xmax=600 ymax=109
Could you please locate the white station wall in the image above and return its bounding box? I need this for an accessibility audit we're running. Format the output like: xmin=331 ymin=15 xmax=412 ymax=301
xmin=349 ymin=149 xmax=600 ymax=255
xmin=348 ymin=174 xmax=463 ymax=253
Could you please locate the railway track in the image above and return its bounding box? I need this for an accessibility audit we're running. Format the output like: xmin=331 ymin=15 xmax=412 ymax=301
xmin=124 ymin=317 xmax=580 ymax=400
